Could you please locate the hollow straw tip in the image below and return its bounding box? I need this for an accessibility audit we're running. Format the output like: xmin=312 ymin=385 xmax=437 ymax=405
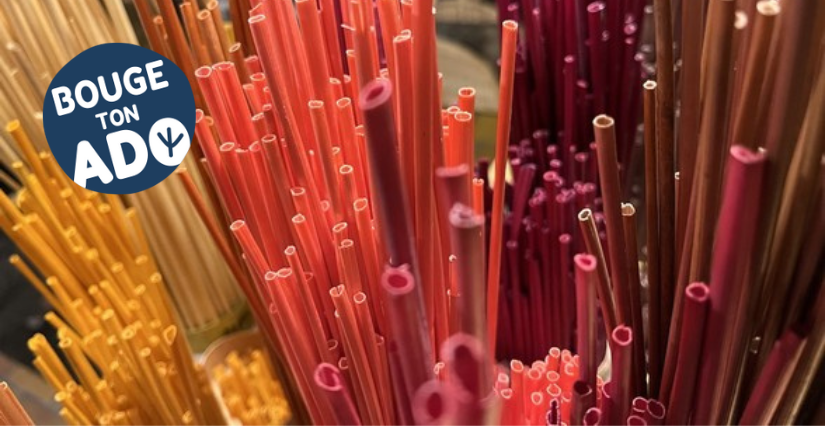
xmin=381 ymin=265 xmax=415 ymax=296
xmin=685 ymin=282 xmax=710 ymax=302
xmin=353 ymin=198 xmax=369 ymax=211
xmin=627 ymin=414 xmax=647 ymax=426
xmin=647 ymin=399 xmax=665 ymax=420
xmin=643 ymin=80 xmax=657 ymax=90
xmin=448 ymin=203 xmax=484 ymax=228
xmin=621 ymin=203 xmax=636 ymax=216
xmin=502 ymin=19 xmax=518 ymax=32
xmin=292 ymin=214 xmax=306 ymax=225
xmin=573 ymin=380 xmax=594 ymax=397
xmin=756 ymin=0 xmax=780 ymax=16
xmin=632 ymin=397 xmax=648 ymax=413
xmin=583 ymin=407 xmax=602 ymax=426
xmin=412 ymin=380 xmax=456 ymax=425
xmin=454 ymin=111 xmax=473 ymax=122
xmin=611 ymin=325 xmax=633 ymax=347
xmin=729 ymin=145 xmax=767 ymax=165
xmin=593 ymin=114 xmax=615 ymax=129
xmin=458 ymin=87 xmax=476 ymax=97
xmin=358 ymin=79 xmax=393 ymax=111
xmin=573 ymin=254 xmax=598 ymax=272
xmin=587 ymin=1 xmax=606 ymax=13
xmin=314 ymin=363 xmax=345 ymax=391
xmin=229 ymin=220 xmax=247 ymax=232
xmin=194 ymin=65 xmax=213 ymax=78
xmin=212 ymin=61 xmax=235 ymax=73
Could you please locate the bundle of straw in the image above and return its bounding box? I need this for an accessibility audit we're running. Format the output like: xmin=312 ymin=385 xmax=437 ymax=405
xmin=0 ymin=129 xmax=226 ymax=423
xmin=211 ymin=349 xmax=291 ymax=425
xmin=0 ymin=382 xmax=33 ymax=426
xmin=122 ymin=0 xmax=824 ymax=422
xmin=0 ymin=0 xmax=246 ymax=344
xmin=0 ymin=0 xmax=821 ymax=424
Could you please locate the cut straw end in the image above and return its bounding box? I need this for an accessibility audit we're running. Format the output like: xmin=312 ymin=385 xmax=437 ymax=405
xmin=381 ymin=265 xmax=414 ymax=296
xmin=645 ymin=399 xmax=666 ymax=425
xmin=632 ymin=396 xmax=648 ymax=415
xmin=729 ymin=145 xmax=767 ymax=164
xmin=627 ymin=414 xmax=648 ymax=426
xmin=686 ymin=282 xmax=710 ymax=302
xmin=359 ymin=79 xmax=393 ymax=111
xmin=612 ymin=325 xmax=633 ymax=347
xmin=5 ymin=120 xmax=20 ymax=133
xmin=574 ymin=253 xmax=597 ymax=272
xmin=441 ymin=333 xmax=486 ymax=397
xmin=314 ymin=362 xmax=344 ymax=391
xmin=593 ymin=114 xmax=615 ymax=129
xmin=412 ymin=380 xmax=456 ymax=425
xmin=583 ymin=407 xmax=602 ymax=426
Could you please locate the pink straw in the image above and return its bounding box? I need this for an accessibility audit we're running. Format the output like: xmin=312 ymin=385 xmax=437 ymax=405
xmin=665 ymin=282 xmax=709 ymax=424
xmin=412 ymin=380 xmax=457 ymax=425
xmin=693 ymin=146 xmax=767 ymax=424
xmin=574 ymin=254 xmax=598 ymax=393
xmin=739 ymin=330 xmax=804 ymax=425
xmin=381 ymin=266 xmax=434 ymax=413
xmin=314 ymin=363 xmax=362 ymax=425
xmin=608 ymin=325 xmax=633 ymax=425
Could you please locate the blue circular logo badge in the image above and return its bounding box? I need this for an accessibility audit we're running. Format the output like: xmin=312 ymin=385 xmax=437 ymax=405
xmin=43 ymin=43 xmax=195 ymax=194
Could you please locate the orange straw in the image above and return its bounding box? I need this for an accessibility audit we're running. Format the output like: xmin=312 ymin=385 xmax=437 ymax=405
xmin=488 ymin=20 xmax=519 ymax=353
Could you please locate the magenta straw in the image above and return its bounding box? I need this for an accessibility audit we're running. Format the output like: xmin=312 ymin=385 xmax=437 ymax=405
xmin=665 ymin=282 xmax=709 ymax=424
xmin=739 ymin=330 xmax=804 ymax=425
xmin=412 ymin=380 xmax=457 ymax=425
xmin=693 ymin=146 xmax=768 ymax=424
xmin=574 ymin=254 xmax=598 ymax=392
xmin=381 ymin=266 xmax=434 ymax=414
xmin=583 ymin=407 xmax=602 ymax=426
xmin=608 ymin=325 xmax=633 ymax=425
xmin=645 ymin=399 xmax=665 ymax=426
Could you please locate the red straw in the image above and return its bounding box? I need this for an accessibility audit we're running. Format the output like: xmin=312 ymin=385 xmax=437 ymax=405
xmin=392 ymin=33 xmax=416 ymax=210
xmin=195 ymin=66 xmax=237 ymax=145
xmin=213 ymin=62 xmax=258 ymax=147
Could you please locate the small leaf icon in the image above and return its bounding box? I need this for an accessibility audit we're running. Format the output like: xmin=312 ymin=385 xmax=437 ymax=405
xmin=157 ymin=126 xmax=184 ymax=157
